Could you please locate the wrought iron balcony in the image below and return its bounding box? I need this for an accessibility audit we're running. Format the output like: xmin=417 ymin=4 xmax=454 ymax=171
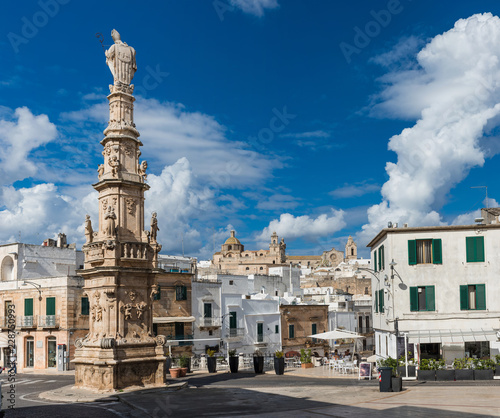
xmin=17 ymin=316 xmax=36 ymax=328
xmin=200 ymin=318 xmax=222 ymax=328
xmin=38 ymin=315 xmax=59 ymax=328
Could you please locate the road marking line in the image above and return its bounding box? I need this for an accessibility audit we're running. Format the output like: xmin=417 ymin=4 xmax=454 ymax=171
xmin=22 ymin=380 xmax=46 ymax=385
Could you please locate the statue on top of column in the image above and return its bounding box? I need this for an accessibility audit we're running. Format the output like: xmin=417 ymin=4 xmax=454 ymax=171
xmin=105 ymin=29 xmax=137 ymax=86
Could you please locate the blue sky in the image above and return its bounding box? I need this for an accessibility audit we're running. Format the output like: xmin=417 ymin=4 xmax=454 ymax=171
xmin=2 ymin=0 xmax=500 ymax=259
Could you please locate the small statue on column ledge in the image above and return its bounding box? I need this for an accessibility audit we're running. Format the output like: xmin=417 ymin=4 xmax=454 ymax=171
xmin=84 ymin=215 xmax=93 ymax=244
xmin=105 ymin=206 xmax=117 ymax=238
xmin=150 ymin=212 xmax=159 ymax=242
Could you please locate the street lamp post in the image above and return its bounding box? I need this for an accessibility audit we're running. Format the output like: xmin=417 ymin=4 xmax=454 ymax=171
xmin=21 ymin=281 xmax=42 ymax=301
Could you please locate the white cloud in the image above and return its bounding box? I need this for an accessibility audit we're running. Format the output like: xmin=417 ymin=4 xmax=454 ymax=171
xmin=361 ymin=13 xmax=500 ymax=243
xmin=257 ymin=210 xmax=345 ymax=243
xmin=370 ymin=35 xmax=425 ymax=70
xmin=62 ymin=98 xmax=278 ymax=189
xmin=330 ymin=183 xmax=379 ymax=199
xmin=0 ymin=107 xmax=58 ymax=185
xmin=230 ymin=0 xmax=279 ymax=17
xmin=256 ymin=194 xmax=299 ymax=211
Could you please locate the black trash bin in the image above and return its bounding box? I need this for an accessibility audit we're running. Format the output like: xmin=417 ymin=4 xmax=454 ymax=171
xmin=378 ymin=367 xmax=393 ymax=392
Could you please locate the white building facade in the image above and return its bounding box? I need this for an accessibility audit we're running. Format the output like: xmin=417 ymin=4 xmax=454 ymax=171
xmin=368 ymin=223 xmax=500 ymax=364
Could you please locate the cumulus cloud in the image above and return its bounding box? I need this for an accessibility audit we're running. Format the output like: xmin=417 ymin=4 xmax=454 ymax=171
xmin=0 ymin=107 xmax=58 ymax=185
xmin=256 ymin=194 xmax=300 ymax=211
xmin=62 ymin=98 xmax=278 ymax=188
xmin=361 ymin=13 xmax=500 ymax=243
xmin=330 ymin=182 xmax=380 ymax=199
xmin=230 ymin=0 xmax=279 ymax=17
xmin=257 ymin=210 xmax=345 ymax=244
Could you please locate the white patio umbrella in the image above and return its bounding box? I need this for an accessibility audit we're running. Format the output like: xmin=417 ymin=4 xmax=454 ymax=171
xmin=308 ymin=329 xmax=365 ymax=358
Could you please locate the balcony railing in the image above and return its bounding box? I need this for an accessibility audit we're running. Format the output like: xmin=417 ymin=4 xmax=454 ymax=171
xmin=166 ymin=334 xmax=194 ymax=346
xmin=17 ymin=316 xmax=36 ymax=328
xmin=38 ymin=315 xmax=59 ymax=328
xmin=226 ymin=328 xmax=245 ymax=339
xmin=357 ymin=327 xmax=373 ymax=334
xmin=200 ymin=318 xmax=221 ymax=327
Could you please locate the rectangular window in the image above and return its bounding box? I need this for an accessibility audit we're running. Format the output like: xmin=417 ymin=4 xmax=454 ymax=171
xmin=81 ymin=297 xmax=89 ymax=316
xmin=257 ymin=323 xmax=264 ymax=342
xmin=378 ymin=245 xmax=385 ymax=271
xmin=175 ymin=285 xmax=187 ymax=301
xmin=288 ymin=324 xmax=295 ymax=339
xmin=24 ymin=298 xmax=33 ymax=317
xmin=408 ymin=239 xmax=442 ymax=265
xmin=312 ymin=323 xmax=317 ymax=335
xmin=409 ymin=286 xmax=435 ymax=311
xmin=229 ymin=311 xmax=237 ymax=329
xmin=466 ymin=237 xmax=485 ymax=262
xmin=46 ymin=297 xmax=56 ymax=316
xmin=460 ymin=284 xmax=486 ymax=310
xmin=275 ymin=325 xmax=279 ymax=334
xmin=204 ymin=303 xmax=212 ymax=318
xmin=378 ymin=289 xmax=385 ymax=313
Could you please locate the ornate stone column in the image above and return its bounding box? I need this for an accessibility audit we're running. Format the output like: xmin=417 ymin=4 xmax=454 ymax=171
xmin=74 ymin=29 xmax=165 ymax=391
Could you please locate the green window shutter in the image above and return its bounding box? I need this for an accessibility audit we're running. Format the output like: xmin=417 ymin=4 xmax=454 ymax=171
xmin=408 ymin=240 xmax=417 ymax=265
xmin=374 ymin=251 xmax=377 ymax=272
xmin=425 ymin=286 xmax=435 ymax=311
xmin=182 ymin=286 xmax=187 ymax=300
xmin=476 ymin=237 xmax=485 ymax=262
xmin=374 ymin=290 xmax=379 ymax=313
xmin=46 ymin=297 xmax=56 ymax=315
xmin=377 ymin=247 xmax=381 ymax=271
xmin=409 ymin=287 xmax=418 ymax=312
xmin=154 ymin=285 xmax=161 ymax=300
xmin=312 ymin=323 xmax=317 ymax=335
xmin=460 ymin=285 xmax=468 ymax=310
xmin=24 ymin=298 xmax=33 ymax=316
xmin=81 ymin=297 xmax=89 ymax=316
xmin=204 ymin=303 xmax=212 ymax=318
xmin=466 ymin=237 xmax=475 ymax=262
xmin=475 ymin=284 xmax=486 ymax=310
xmin=229 ymin=311 xmax=237 ymax=329
xmin=289 ymin=324 xmax=294 ymax=338
xmin=379 ymin=289 xmax=384 ymax=313
xmin=275 ymin=325 xmax=279 ymax=334
xmin=432 ymin=239 xmax=442 ymax=264
xmin=257 ymin=323 xmax=263 ymax=336
xmin=380 ymin=246 xmax=385 ymax=270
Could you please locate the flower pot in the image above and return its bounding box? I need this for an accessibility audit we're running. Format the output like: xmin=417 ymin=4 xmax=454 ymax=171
xmin=253 ymin=356 xmax=264 ymax=374
xmin=391 ymin=376 xmax=403 ymax=392
xmin=169 ymin=368 xmax=180 ymax=378
xmin=229 ymin=356 xmax=239 ymax=373
xmin=274 ymin=357 xmax=285 ymax=375
xmin=417 ymin=370 xmax=435 ymax=381
xmin=474 ymin=369 xmax=494 ymax=380
xmin=436 ymin=370 xmax=455 ymax=381
xmin=179 ymin=367 xmax=188 ymax=377
xmin=397 ymin=365 xmax=416 ymax=378
xmin=301 ymin=363 xmax=314 ymax=369
xmin=495 ymin=365 xmax=500 ymax=377
xmin=455 ymin=369 xmax=474 ymax=380
xmin=207 ymin=357 xmax=217 ymax=373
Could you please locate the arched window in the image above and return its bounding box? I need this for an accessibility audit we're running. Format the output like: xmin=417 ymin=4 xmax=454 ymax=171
xmin=246 ymin=267 xmax=249 ymax=271
xmin=259 ymin=267 xmax=263 ymax=271
xmin=351 ymin=248 xmax=354 ymax=256
xmin=1 ymin=257 xmax=14 ymax=281
xmin=228 ymin=245 xmax=232 ymax=250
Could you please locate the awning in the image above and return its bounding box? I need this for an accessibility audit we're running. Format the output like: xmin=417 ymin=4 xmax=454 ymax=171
xmin=308 ymin=329 xmax=365 ymax=340
xmin=406 ymin=329 xmax=499 ymax=344
xmin=0 ymin=333 xmax=9 ymax=348
xmin=153 ymin=316 xmax=196 ymax=324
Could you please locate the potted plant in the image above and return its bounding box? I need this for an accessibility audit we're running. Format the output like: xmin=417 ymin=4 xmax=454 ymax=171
xmin=453 ymin=357 xmax=473 ymax=380
xmin=300 ymin=348 xmax=313 ymax=369
xmin=435 ymin=359 xmax=454 ymax=381
xmin=378 ymin=357 xmax=402 ymax=392
xmin=207 ymin=349 xmax=217 ymax=373
xmin=169 ymin=366 xmax=181 ymax=379
xmin=274 ymin=350 xmax=285 ymax=375
xmin=473 ymin=358 xmax=495 ymax=380
xmin=253 ymin=350 xmax=264 ymax=374
xmin=228 ymin=349 xmax=239 ymax=373
xmin=495 ymin=354 xmax=500 ymax=377
xmin=397 ymin=353 xmax=416 ymax=378
xmin=418 ymin=359 xmax=436 ymax=381
xmin=179 ymin=354 xmax=190 ymax=377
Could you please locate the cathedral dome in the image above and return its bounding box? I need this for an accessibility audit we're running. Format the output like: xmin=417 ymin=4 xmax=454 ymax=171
xmin=224 ymin=230 xmax=241 ymax=245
